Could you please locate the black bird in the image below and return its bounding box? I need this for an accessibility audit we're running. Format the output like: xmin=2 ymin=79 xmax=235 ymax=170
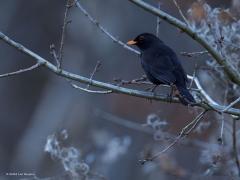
xmin=127 ymin=33 xmax=195 ymax=106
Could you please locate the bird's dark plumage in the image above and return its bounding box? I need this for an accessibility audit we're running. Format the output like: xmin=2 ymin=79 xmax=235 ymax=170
xmin=127 ymin=33 xmax=195 ymax=105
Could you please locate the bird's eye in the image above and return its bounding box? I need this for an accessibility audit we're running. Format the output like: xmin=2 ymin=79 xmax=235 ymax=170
xmin=139 ymin=36 xmax=144 ymax=41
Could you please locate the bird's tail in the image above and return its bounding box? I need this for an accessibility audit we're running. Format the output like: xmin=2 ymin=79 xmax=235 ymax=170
xmin=177 ymin=86 xmax=196 ymax=106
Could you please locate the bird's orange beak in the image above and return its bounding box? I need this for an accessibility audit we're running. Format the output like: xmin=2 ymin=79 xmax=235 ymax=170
xmin=127 ymin=40 xmax=137 ymax=45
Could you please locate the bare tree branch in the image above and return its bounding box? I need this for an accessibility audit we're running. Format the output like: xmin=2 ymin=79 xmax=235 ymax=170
xmin=75 ymin=0 xmax=140 ymax=55
xmin=1 ymin=31 xmax=240 ymax=116
xmin=0 ymin=63 xmax=42 ymax=78
xmin=128 ymin=0 xmax=240 ymax=85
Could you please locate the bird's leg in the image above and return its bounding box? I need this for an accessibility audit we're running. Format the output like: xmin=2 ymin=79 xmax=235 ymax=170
xmin=167 ymin=84 xmax=178 ymax=103
xmin=167 ymin=85 xmax=173 ymax=103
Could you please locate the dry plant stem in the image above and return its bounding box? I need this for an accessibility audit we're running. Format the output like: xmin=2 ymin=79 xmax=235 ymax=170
xmin=1 ymin=31 xmax=240 ymax=116
xmin=141 ymin=110 xmax=207 ymax=163
xmin=0 ymin=63 xmax=42 ymax=78
xmin=128 ymin=0 xmax=240 ymax=85
xmin=58 ymin=0 xmax=72 ymax=68
xmin=232 ymin=119 xmax=240 ymax=177
xmin=75 ymin=0 xmax=140 ymax=55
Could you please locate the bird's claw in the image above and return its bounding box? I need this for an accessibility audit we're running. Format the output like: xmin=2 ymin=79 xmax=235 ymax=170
xmin=145 ymin=85 xmax=158 ymax=93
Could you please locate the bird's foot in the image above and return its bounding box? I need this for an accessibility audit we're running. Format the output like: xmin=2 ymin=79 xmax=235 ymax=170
xmin=167 ymin=84 xmax=177 ymax=103
xmin=145 ymin=85 xmax=158 ymax=93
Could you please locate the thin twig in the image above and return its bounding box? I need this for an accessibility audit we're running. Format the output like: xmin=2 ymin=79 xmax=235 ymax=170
xmin=189 ymin=64 xmax=197 ymax=89
xmin=179 ymin=110 xmax=207 ymax=136
xmin=156 ymin=1 xmax=161 ymax=37
xmin=140 ymin=110 xmax=207 ymax=163
xmin=180 ymin=51 xmax=208 ymax=57
xmin=182 ymin=110 xmax=207 ymax=135
xmin=232 ymin=118 xmax=240 ymax=177
xmin=50 ymin=44 xmax=60 ymax=67
xmin=219 ymin=114 xmax=225 ymax=144
xmin=71 ymin=83 xmax=112 ymax=94
xmin=222 ymin=97 xmax=240 ymax=113
xmin=113 ymin=76 xmax=151 ymax=86
xmin=86 ymin=61 xmax=101 ymax=89
xmin=58 ymin=0 xmax=72 ymax=68
xmin=172 ymin=0 xmax=189 ymax=25
xmin=75 ymin=0 xmax=140 ymax=55
xmin=218 ymin=87 xmax=229 ymax=144
xmin=139 ymin=137 xmax=180 ymax=165
xmin=69 ymin=60 xmax=110 ymax=94
xmin=0 ymin=63 xmax=42 ymax=78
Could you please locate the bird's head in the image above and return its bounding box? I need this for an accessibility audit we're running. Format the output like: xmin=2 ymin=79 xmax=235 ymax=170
xmin=127 ymin=33 xmax=160 ymax=51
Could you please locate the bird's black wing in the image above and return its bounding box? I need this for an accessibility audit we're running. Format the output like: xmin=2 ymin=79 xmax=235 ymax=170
xmin=158 ymin=44 xmax=188 ymax=84
xmin=141 ymin=54 xmax=176 ymax=85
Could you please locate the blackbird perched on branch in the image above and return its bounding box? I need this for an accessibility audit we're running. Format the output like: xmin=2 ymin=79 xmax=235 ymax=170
xmin=127 ymin=33 xmax=196 ymax=106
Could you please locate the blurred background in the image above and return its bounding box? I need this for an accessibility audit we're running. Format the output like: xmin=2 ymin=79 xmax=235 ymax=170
xmin=0 ymin=0 xmax=239 ymax=179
